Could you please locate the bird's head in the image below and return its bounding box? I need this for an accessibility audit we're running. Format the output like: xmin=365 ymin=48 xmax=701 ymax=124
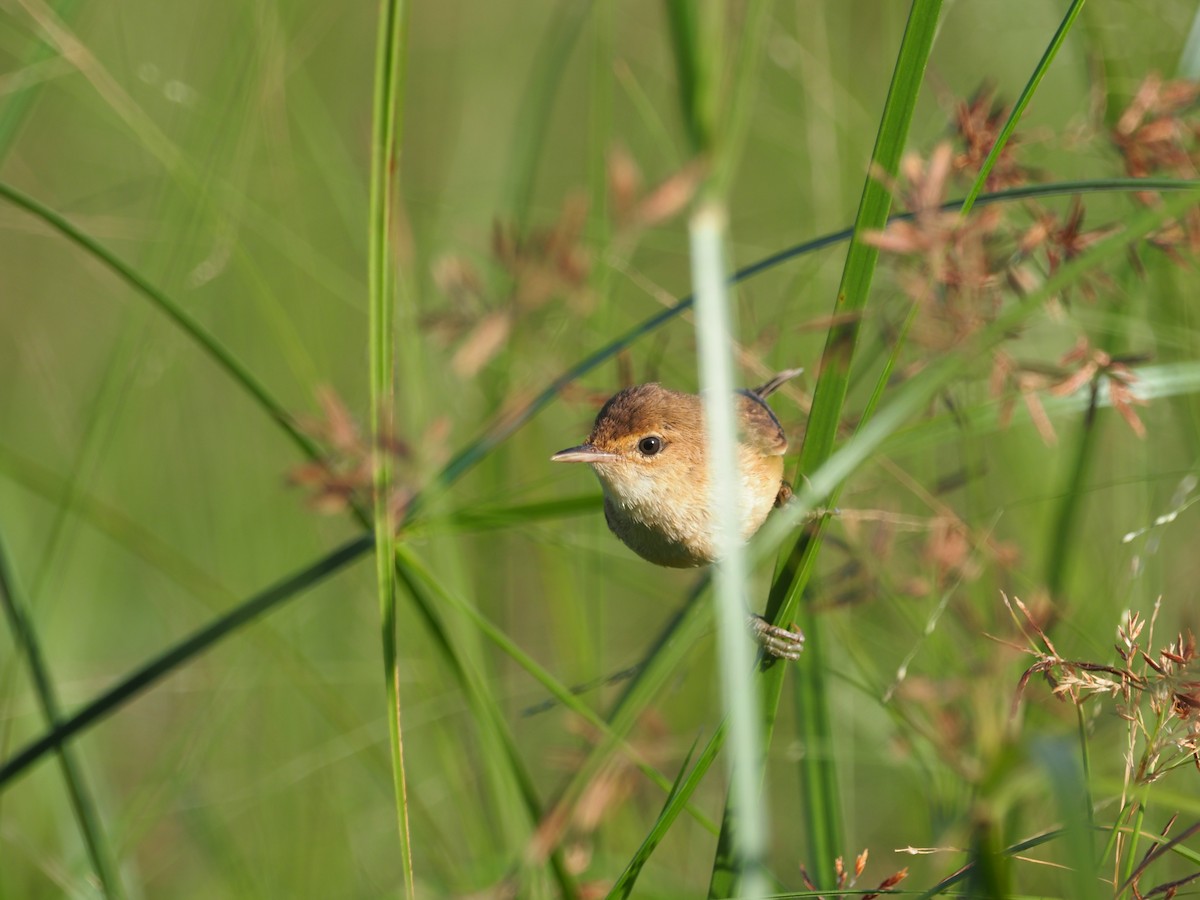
xmin=551 ymin=383 xmax=705 ymax=506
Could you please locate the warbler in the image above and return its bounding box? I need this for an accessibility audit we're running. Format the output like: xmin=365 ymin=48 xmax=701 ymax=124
xmin=552 ymin=368 xmax=805 ymax=659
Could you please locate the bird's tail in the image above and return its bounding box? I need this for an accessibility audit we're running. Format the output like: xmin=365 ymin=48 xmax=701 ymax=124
xmin=751 ymin=367 xmax=804 ymax=398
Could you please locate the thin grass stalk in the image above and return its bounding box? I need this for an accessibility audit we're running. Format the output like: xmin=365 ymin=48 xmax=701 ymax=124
xmin=0 ymin=532 xmax=125 ymax=898
xmin=587 ymin=0 xmax=615 ymax=340
xmin=390 ymin=551 xmax=579 ymax=897
xmin=1098 ymin=800 xmax=1130 ymax=873
xmin=917 ymin=828 xmax=1065 ymax=898
xmin=366 ymin=0 xmax=414 ymax=892
xmin=691 ymin=203 xmax=768 ymax=897
xmin=959 ymin=0 xmax=1088 ymax=216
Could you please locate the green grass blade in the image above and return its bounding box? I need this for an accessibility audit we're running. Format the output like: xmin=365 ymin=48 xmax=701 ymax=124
xmin=0 ymin=535 xmax=373 ymax=790
xmin=959 ymin=0 xmax=1089 ymax=216
xmin=1121 ymin=799 xmax=1147 ymax=889
xmin=1043 ymin=267 xmax=1141 ymax=607
xmin=0 ymin=530 xmax=125 ymax=898
xmin=609 ymin=729 xmax=714 ymax=898
xmin=754 ymin=1 xmax=944 ymax=890
xmin=790 ymin=0 xmax=943 ymax=499
xmin=366 ymin=0 xmax=414 ymax=892
xmin=663 ymin=0 xmax=712 ymax=155
xmin=431 ymin=495 xmax=601 ymax=532
xmin=1043 ymin=397 xmax=1101 ymax=604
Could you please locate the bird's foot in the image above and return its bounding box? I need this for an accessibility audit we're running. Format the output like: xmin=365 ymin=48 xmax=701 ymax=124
xmin=748 ymin=614 xmax=805 ymax=661
xmin=774 ymin=480 xmax=793 ymax=507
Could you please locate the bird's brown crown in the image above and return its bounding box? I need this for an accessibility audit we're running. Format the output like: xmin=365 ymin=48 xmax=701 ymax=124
xmin=588 ymin=384 xmax=699 ymax=455
xmin=587 ymin=382 xmax=786 ymax=458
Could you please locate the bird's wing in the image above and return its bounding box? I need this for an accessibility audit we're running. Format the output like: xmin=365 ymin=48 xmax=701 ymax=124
xmin=736 ymin=390 xmax=788 ymax=456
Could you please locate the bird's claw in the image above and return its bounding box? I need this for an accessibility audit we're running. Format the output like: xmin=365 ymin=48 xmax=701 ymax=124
xmin=748 ymin=614 xmax=805 ymax=661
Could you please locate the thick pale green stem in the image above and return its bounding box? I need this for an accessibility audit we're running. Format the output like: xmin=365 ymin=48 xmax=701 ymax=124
xmin=691 ymin=203 xmax=768 ymax=898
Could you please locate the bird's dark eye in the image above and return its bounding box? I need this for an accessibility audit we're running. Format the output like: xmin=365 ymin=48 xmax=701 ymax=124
xmin=637 ymin=436 xmax=663 ymax=456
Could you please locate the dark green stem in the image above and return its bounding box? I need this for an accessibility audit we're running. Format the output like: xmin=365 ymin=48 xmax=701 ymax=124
xmin=0 ymin=530 xmax=125 ymax=897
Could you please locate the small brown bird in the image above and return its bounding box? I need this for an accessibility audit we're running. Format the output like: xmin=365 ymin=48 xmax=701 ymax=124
xmin=552 ymin=369 xmax=805 ymax=658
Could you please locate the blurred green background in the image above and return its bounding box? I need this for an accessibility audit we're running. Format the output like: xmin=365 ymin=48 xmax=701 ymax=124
xmin=2 ymin=1 xmax=1199 ymax=896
